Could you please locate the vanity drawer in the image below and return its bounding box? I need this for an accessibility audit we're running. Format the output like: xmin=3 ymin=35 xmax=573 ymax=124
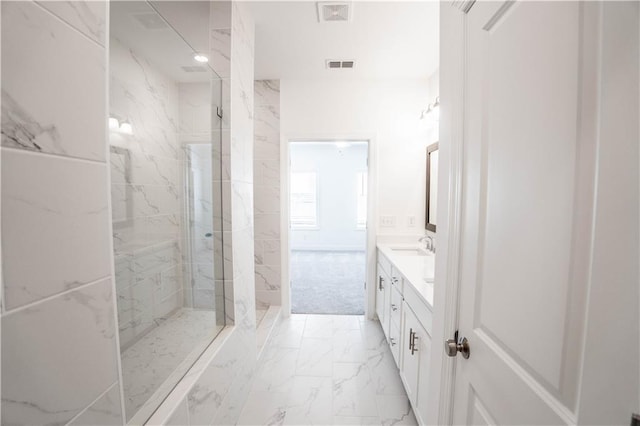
xmin=390 ymin=270 xmax=404 ymax=294
xmin=388 ymin=319 xmax=401 ymax=366
xmin=404 ymin=283 xmax=433 ymax=335
xmin=390 ymin=284 xmax=403 ymax=328
xmin=377 ymin=250 xmax=392 ymax=277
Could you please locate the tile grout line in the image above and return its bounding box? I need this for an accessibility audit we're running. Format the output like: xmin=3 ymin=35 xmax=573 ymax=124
xmin=63 ymin=380 xmax=119 ymax=426
xmin=33 ymin=0 xmax=106 ymax=49
xmin=1 ymin=146 xmax=107 ymax=166
xmin=2 ymin=275 xmax=112 ymax=316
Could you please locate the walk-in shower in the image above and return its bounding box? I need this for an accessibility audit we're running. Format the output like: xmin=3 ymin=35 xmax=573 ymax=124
xmin=109 ymin=1 xmax=225 ymax=422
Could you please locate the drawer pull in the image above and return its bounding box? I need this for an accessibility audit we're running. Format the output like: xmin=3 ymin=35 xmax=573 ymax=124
xmin=391 ymin=304 xmax=398 ymax=312
xmin=378 ymin=276 xmax=384 ymax=291
xmin=409 ymin=328 xmax=419 ymax=355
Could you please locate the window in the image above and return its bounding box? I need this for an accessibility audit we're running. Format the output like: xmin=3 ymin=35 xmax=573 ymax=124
xmin=290 ymin=172 xmax=318 ymax=228
xmin=356 ymin=171 xmax=367 ymax=229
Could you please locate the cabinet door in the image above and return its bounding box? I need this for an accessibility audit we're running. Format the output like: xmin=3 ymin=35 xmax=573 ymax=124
xmin=415 ymin=326 xmax=432 ymax=424
xmin=400 ymin=301 xmax=423 ymax=406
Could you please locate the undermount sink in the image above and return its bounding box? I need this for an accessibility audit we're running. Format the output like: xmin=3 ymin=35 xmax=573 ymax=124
xmin=390 ymin=247 xmax=429 ymax=256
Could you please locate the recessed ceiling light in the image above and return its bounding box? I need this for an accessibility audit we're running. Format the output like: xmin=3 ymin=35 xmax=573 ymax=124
xmin=193 ymin=53 xmax=209 ymax=63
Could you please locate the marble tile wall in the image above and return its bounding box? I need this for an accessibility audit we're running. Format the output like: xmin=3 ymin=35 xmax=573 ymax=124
xmin=254 ymin=80 xmax=282 ymax=309
xmin=109 ymin=37 xmax=185 ymax=349
xmin=0 ymin=1 xmax=124 ymax=424
xmin=147 ymin=3 xmax=259 ymax=424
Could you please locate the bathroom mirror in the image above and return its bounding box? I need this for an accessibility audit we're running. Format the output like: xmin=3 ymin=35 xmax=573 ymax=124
xmin=426 ymin=142 xmax=439 ymax=232
xmin=109 ymin=1 xmax=225 ymax=423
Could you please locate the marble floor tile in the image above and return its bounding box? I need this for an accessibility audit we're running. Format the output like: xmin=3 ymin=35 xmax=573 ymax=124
xmin=283 ymin=376 xmax=333 ymax=425
xmin=333 ymin=329 xmax=366 ymax=363
xmin=252 ymin=346 xmax=300 ymax=394
xmin=332 ymin=315 xmax=362 ymax=331
xmin=333 ymin=416 xmax=382 ymax=425
xmin=271 ymin=317 xmax=306 ymax=348
xmin=296 ymin=337 xmax=333 ymax=377
xmin=366 ymin=349 xmax=406 ymax=396
xmin=121 ymin=308 xmax=218 ymax=420
xmin=237 ymin=390 xmax=289 ymax=426
xmin=333 ymin=362 xmax=378 ymax=417
xmin=239 ymin=314 xmax=417 ymax=426
xmin=304 ymin=314 xmax=335 ymax=338
xmin=375 ymin=395 xmax=417 ymax=426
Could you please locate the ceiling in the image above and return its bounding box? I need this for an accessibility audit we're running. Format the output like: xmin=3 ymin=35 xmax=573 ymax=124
xmin=247 ymin=1 xmax=440 ymax=80
xmin=110 ymin=1 xmax=217 ymax=83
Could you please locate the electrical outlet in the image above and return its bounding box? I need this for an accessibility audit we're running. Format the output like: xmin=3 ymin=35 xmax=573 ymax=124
xmin=408 ymin=216 xmax=416 ymax=227
xmin=380 ymin=216 xmax=396 ymax=227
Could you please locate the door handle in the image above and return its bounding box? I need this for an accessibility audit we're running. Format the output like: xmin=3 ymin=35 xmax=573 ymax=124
xmin=445 ymin=336 xmax=470 ymax=359
xmin=378 ymin=276 xmax=384 ymax=290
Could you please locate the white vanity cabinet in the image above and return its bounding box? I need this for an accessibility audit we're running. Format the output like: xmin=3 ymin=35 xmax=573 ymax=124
xmin=376 ymin=246 xmax=434 ymax=425
xmin=400 ymin=300 xmax=432 ymax=422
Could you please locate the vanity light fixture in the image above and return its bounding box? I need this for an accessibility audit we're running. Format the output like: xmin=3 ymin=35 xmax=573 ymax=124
xmin=109 ymin=115 xmax=134 ymax=135
xmin=193 ymin=53 xmax=209 ymax=63
xmin=420 ymin=96 xmax=440 ymax=121
xmin=109 ymin=117 xmax=120 ymax=130
xmin=119 ymin=120 xmax=134 ymax=135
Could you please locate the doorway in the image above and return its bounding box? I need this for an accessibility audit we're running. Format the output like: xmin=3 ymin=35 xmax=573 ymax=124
xmin=289 ymin=141 xmax=368 ymax=315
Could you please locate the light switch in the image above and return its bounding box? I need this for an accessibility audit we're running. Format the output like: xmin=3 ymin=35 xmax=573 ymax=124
xmin=380 ymin=216 xmax=396 ymax=227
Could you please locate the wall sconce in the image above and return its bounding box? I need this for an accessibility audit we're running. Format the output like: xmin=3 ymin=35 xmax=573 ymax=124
xmin=109 ymin=116 xmax=134 ymax=135
xmin=420 ymin=96 xmax=440 ymax=121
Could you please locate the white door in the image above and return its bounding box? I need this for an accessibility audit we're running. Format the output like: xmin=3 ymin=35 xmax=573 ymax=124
xmin=450 ymin=1 xmax=639 ymax=424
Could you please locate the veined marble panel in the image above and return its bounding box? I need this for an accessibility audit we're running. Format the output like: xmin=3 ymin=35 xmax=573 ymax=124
xmin=211 ymin=29 xmax=231 ymax=79
xmin=166 ymin=399 xmax=189 ymax=426
xmin=255 ymin=213 xmax=280 ymax=240
xmin=255 ymin=265 xmax=281 ymax=292
xmin=254 ymin=104 xmax=280 ymax=143
xmin=36 ymin=1 xmax=106 ymax=46
xmin=121 ymin=308 xmax=218 ymax=421
xmin=110 ymin=40 xmax=180 ymax=161
xmin=2 ymin=278 xmax=119 ymax=426
xmin=254 ymin=158 xmax=280 ymax=186
xmin=1 ymin=149 xmax=111 ymax=310
xmin=262 ymin=239 xmax=281 ymax=265
xmin=255 ymin=80 xmax=280 ymax=107
xmin=254 ymin=185 xmax=280 ymax=215
xmin=68 ymin=382 xmax=123 ymax=426
xmin=255 ymin=291 xmax=281 ymax=310
xmin=1 ymin=1 xmax=106 ymax=161
xmin=179 ymin=82 xmax=213 ymax=134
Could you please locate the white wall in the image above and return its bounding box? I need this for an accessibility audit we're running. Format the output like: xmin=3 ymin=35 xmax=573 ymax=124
xmin=281 ymin=78 xmax=433 ymax=237
xmin=290 ymin=142 xmax=368 ymax=251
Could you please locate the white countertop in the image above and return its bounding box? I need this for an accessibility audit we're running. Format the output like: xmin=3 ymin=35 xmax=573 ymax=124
xmin=377 ymin=242 xmax=435 ymax=309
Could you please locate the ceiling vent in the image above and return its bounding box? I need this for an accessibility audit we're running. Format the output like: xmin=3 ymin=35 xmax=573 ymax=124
xmin=132 ymin=12 xmax=169 ymax=30
xmin=317 ymin=2 xmax=352 ymax=23
xmin=326 ymin=60 xmax=355 ymax=69
xmin=181 ymin=66 xmax=208 ymax=73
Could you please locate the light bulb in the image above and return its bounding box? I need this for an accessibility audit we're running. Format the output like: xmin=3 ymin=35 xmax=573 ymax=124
xmin=193 ymin=53 xmax=209 ymax=63
xmin=119 ymin=121 xmax=133 ymax=135
xmin=109 ymin=117 xmax=120 ymax=130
